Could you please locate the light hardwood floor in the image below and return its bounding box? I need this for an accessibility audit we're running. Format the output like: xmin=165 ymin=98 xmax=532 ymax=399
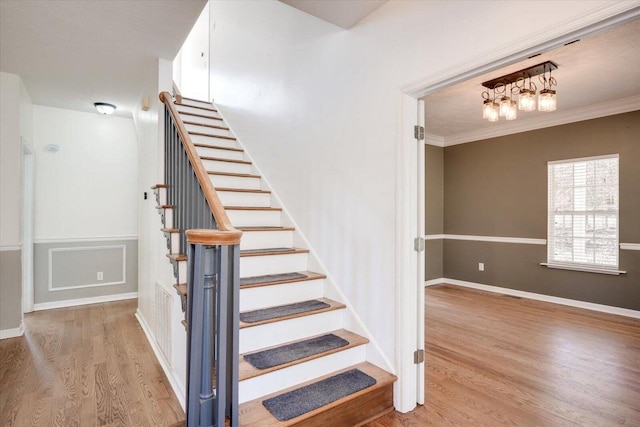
xmin=0 ymin=300 xmax=185 ymax=427
xmin=366 ymin=284 xmax=640 ymax=427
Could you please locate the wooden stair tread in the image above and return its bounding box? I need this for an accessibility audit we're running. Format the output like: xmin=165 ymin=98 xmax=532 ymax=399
xmin=217 ymin=188 xmax=271 ymax=194
xmin=239 ymin=329 xmax=369 ymax=381
xmin=166 ymin=253 xmax=187 ymax=262
xmin=238 ymin=362 xmax=396 ymax=426
xmin=239 ymin=298 xmax=344 ymax=329
xmin=183 ymin=121 xmax=230 ymax=131
xmin=240 ymin=247 xmax=309 ymax=257
xmin=173 ymin=283 xmax=187 ymax=296
xmin=240 ymin=271 xmax=325 ymax=289
xmin=207 ymin=171 xmax=261 ymax=178
xmin=175 ymin=102 xmax=217 ymax=112
xmin=194 ymin=143 xmax=243 ymax=152
xmin=151 ymin=184 xmax=167 ymax=189
xmin=178 ymin=111 xmax=224 ymax=121
xmin=161 ymin=227 xmax=178 ymax=233
xmin=155 ymin=204 xmax=172 ymax=209
xmin=200 ymin=156 xmax=252 ymax=165
xmin=189 ymin=131 xmax=236 ymax=140
xmin=238 ymin=226 xmax=295 ymax=232
xmin=225 ymin=206 xmax=282 ymax=211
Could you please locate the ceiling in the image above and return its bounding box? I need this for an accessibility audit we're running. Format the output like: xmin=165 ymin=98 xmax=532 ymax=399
xmin=279 ymin=0 xmax=387 ymax=29
xmin=0 ymin=0 xmax=207 ymax=118
xmin=423 ymin=18 xmax=640 ymax=145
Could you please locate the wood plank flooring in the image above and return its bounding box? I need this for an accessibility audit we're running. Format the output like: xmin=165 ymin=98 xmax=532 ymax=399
xmin=0 ymin=300 xmax=185 ymax=426
xmin=366 ymin=284 xmax=640 ymax=427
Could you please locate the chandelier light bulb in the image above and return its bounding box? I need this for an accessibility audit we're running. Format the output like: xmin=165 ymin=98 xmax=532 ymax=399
xmin=487 ymin=103 xmax=500 ymax=122
xmin=518 ymin=88 xmax=536 ymax=111
xmin=538 ymin=89 xmax=557 ymax=112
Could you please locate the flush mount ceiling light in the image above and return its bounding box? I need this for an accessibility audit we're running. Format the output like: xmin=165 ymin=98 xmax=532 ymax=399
xmin=481 ymin=61 xmax=558 ymax=122
xmin=94 ymin=102 xmax=116 ymax=115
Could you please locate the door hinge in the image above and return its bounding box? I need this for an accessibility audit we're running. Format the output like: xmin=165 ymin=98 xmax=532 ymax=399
xmin=414 ymin=125 xmax=425 ymax=141
xmin=414 ymin=349 xmax=424 ymax=364
xmin=414 ymin=236 xmax=425 ymax=252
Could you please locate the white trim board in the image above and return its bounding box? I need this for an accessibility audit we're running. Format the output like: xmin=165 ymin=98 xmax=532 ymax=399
xmin=424 ymin=278 xmax=640 ymax=320
xmin=35 ymin=235 xmax=138 ymax=244
xmin=621 ymin=243 xmax=640 ymax=251
xmin=0 ymin=323 xmax=24 ymax=340
xmin=0 ymin=245 xmax=22 ymax=252
xmin=425 ymin=234 xmax=546 ymax=245
xmin=135 ymin=310 xmax=186 ymax=411
xmin=33 ymin=292 xmax=138 ymax=311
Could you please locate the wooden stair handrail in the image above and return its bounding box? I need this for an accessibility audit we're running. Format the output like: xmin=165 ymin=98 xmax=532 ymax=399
xmin=159 ymin=91 xmax=241 ymax=245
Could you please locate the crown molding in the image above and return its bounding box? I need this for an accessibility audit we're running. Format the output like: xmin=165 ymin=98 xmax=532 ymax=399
xmin=441 ymin=95 xmax=640 ymax=147
xmin=424 ymin=133 xmax=444 ymax=147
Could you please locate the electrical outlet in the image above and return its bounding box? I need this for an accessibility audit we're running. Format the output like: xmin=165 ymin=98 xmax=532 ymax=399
xmin=97 ymin=272 xmax=104 ymax=281
xmin=478 ymin=263 xmax=485 ymax=271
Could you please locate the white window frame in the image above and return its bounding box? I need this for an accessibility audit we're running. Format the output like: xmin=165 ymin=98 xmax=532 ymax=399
xmin=544 ymin=154 xmax=624 ymax=275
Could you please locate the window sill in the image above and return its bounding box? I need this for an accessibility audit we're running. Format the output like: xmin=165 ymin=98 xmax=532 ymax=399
xmin=540 ymin=263 xmax=626 ymax=275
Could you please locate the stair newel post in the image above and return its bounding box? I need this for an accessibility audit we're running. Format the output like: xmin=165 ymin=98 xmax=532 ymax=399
xmin=214 ymin=243 xmax=240 ymax=427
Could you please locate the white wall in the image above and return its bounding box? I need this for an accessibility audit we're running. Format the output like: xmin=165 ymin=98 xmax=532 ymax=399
xmin=174 ymin=2 xmax=210 ymax=100
xmin=207 ymin=0 xmax=632 ymax=383
xmin=32 ymin=105 xmax=138 ymax=240
xmin=0 ymin=72 xmax=22 ymax=247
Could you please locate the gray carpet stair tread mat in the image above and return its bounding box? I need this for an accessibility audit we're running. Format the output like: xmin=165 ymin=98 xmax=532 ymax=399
xmin=244 ymin=333 xmax=349 ymax=370
xmin=240 ymin=272 xmax=307 ymax=286
xmin=262 ymin=368 xmax=377 ymax=421
xmin=240 ymin=299 xmax=329 ymax=323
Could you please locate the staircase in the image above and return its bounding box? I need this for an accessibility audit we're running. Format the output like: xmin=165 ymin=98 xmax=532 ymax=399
xmin=154 ymin=94 xmax=396 ymax=426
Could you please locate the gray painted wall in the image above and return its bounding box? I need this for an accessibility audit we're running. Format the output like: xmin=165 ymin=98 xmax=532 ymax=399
xmin=0 ymin=250 xmax=22 ymax=330
xmin=425 ymin=144 xmax=444 ymax=280
xmin=436 ymin=111 xmax=640 ymax=310
xmin=34 ymin=239 xmax=138 ymax=304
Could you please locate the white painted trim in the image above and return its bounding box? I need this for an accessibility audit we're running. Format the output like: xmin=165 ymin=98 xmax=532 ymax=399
xmin=442 ymin=95 xmax=640 ymax=146
xmin=426 ymin=234 xmax=546 ymax=245
xmin=135 ymin=310 xmax=186 ymax=411
xmin=415 ymin=99 xmax=426 ymax=405
xmin=34 ymin=235 xmax=138 ymax=244
xmin=424 ymin=133 xmax=444 ymax=147
xmin=33 ymin=292 xmax=138 ymax=311
xmin=0 ymin=323 xmax=24 ymax=339
xmin=424 ymin=278 xmax=640 ymax=320
xmin=48 ymin=245 xmax=126 ymax=291
xmin=541 ymin=262 xmax=626 ymax=275
xmin=0 ymin=245 xmax=22 ymax=251
xmin=621 ymin=243 xmax=640 ymax=251
xmin=424 ymin=278 xmax=442 ymax=287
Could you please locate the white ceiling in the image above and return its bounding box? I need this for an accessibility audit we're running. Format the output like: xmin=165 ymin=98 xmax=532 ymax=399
xmin=423 ymin=18 xmax=640 ymax=145
xmin=279 ymin=0 xmax=387 ymax=29
xmin=0 ymin=0 xmax=207 ymax=118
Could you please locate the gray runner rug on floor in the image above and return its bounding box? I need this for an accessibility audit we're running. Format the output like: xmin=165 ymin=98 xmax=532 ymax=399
xmin=262 ymin=368 xmax=377 ymax=421
xmin=244 ymin=333 xmax=349 ymax=370
xmin=240 ymin=299 xmax=329 ymax=323
xmin=240 ymin=272 xmax=307 ymax=286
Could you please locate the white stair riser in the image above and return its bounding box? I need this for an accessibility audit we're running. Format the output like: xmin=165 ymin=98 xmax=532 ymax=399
xmin=239 ymin=279 xmax=325 ymax=312
xmin=176 ymin=260 xmax=187 ymax=283
xmin=165 ymin=233 xmax=179 ymax=254
xmin=239 ymin=309 xmax=344 ymax=353
xmin=240 ymin=230 xmax=294 ymax=250
xmin=209 ymin=174 xmax=261 ymax=190
xmin=227 ymin=209 xmax=281 ymax=227
xmin=185 ymin=123 xmax=234 ymax=139
xmin=218 ymin=191 xmax=271 ymax=209
xmin=201 ymin=159 xmax=252 ymax=175
xmin=195 ymin=146 xmax=244 ymax=161
xmin=239 ymin=345 xmax=366 ymax=403
xmin=154 ymin=188 xmax=167 ymax=205
xmin=179 ymin=114 xmax=224 ymax=127
xmin=176 ymin=105 xmax=222 ymax=119
xmin=189 ymin=134 xmax=237 ymax=149
xmin=240 ymin=252 xmax=308 ymax=278
xmin=159 ymin=208 xmax=173 ymax=229
xmin=178 ymin=98 xmax=213 ymax=108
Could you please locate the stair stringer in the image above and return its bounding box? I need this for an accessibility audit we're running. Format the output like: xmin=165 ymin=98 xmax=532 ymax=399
xmin=214 ymin=103 xmax=395 ymax=375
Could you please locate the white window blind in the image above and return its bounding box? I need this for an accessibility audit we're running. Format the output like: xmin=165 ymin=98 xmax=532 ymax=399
xmin=547 ymin=154 xmax=619 ymax=270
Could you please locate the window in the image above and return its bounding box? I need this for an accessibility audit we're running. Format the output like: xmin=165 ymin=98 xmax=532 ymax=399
xmin=547 ymin=154 xmax=619 ymax=270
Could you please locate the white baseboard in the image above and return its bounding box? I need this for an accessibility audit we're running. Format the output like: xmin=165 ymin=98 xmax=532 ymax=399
xmin=0 ymin=322 xmax=24 ymax=339
xmin=135 ymin=310 xmax=186 ymax=411
xmin=424 ymin=277 xmax=640 ymax=319
xmin=33 ymin=292 xmax=138 ymax=311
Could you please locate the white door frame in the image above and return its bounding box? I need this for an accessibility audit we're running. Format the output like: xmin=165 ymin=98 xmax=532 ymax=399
xmin=394 ymin=3 xmax=640 ymax=413
xmin=21 ymin=141 xmax=34 ymax=314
